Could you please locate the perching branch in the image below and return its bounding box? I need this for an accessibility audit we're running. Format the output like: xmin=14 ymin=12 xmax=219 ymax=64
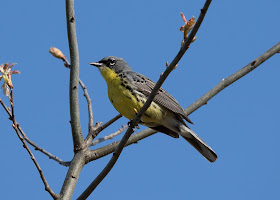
xmin=86 ymin=41 xmax=280 ymax=163
xmin=85 ymin=114 xmax=123 ymax=146
xmin=78 ymin=1 xmax=213 ymax=199
xmin=88 ymin=128 xmax=157 ymax=162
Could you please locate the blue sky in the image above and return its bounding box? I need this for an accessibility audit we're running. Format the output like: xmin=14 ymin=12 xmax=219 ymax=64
xmin=1 ymin=0 xmax=280 ymax=199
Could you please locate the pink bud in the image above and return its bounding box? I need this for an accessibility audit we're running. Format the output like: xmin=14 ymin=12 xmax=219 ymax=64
xmin=11 ymin=70 xmax=20 ymax=75
xmin=180 ymin=12 xmax=187 ymax=23
xmin=49 ymin=47 xmax=66 ymax=61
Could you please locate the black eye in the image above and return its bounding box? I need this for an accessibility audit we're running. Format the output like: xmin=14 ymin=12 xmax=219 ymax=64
xmin=109 ymin=58 xmax=116 ymax=66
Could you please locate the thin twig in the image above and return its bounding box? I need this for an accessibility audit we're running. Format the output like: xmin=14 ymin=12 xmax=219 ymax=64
xmin=95 ymin=114 xmax=123 ymax=132
xmin=85 ymin=114 xmax=122 ymax=146
xmin=91 ymin=125 xmax=128 ymax=146
xmin=79 ymin=79 xmax=94 ymax=132
xmin=78 ymin=1 xmax=213 ymax=199
xmin=0 ymin=98 xmax=11 ymax=116
xmin=88 ymin=128 xmax=156 ymax=162
xmin=0 ymin=98 xmax=70 ymax=166
xmin=20 ymin=128 xmax=71 ymax=166
xmin=64 ymin=59 xmax=95 ymax=134
xmin=9 ymin=89 xmax=59 ymax=199
xmin=86 ymin=41 xmax=280 ymax=163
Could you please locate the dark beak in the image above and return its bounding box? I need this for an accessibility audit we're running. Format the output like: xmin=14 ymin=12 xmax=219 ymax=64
xmin=89 ymin=62 xmax=102 ymax=67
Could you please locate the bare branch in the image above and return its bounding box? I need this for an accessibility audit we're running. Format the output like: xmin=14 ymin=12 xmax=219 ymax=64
xmin=85 ymin=114 xmax=122 ymax=146
xmin=20 ymin=128 xmax=70 ymax=167
xmin=8 ymin=89 xmax=59 ymax=199
xmin=59 ymin=53 xmax=95 ymax=134
xmin=0 ymin=98 xmax=70 ymax=166
xmin=66 ymin=0 xmax=85 ymax=151
xmin=78 ymin=1 xmax=213 ymax=199
xmin=59 ymin=151 xmax=86 ymax=200
xmin=86 ymin=41 xmax=280 ymax=163
xmin=185 ymin=41 xmax=280 ymax=116
xmin=58 ymin=1 xmax=87 ymax=199
xmin=88 ymin=128 xmax=157 ymax=161
xmin=96 ymin=114 xmax=123 ymax=132
xmin=79 ymin=79 xmax=94 ymax=133
xmin=91 ymin=125 xmax=128 ymax=146
xmin=0 ymin=97 xmax=12 ymax=117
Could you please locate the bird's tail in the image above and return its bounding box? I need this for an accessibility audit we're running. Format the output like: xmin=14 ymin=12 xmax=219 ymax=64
xmin=180 ymin=126 xmax=217 ymax=162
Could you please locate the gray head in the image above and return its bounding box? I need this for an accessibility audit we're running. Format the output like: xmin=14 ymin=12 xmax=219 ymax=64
xmin=89 ymin=56 xmax=132 ymax=74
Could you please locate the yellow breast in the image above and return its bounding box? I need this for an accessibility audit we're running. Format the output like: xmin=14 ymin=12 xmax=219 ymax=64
xmin=99 ymin=67 xmax=165 ymax=125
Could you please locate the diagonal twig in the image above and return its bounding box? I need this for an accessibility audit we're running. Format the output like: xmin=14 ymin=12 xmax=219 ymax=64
xmin=20 ymin=128 xmax=71 ymax=167
xmin=78 ymin=1 xmax=213 ymax=199
xmin=95 ymin=114 xmax=123 ymax=132
xmin=0 ymin=98 xmax=70 ymax=166
xmin=85 ymin=114 xmax=123 ymax=146
xmin=185 ymin=42 xmax=280 ymax=116
xmin=91 ymin=125 xmax=128 ymax=146
xmin=8 ymin=89 xmax=59 ymax=199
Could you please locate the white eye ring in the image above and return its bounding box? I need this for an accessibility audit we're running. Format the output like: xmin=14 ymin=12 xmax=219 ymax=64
xmin=109 ymin=59 xmax=115 ymax=66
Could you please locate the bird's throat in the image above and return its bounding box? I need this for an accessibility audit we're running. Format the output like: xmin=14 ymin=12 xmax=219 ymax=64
xmin=99 ymin=67 xmax=118 ymax=84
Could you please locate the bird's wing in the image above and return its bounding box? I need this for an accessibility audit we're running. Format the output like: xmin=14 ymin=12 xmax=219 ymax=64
xmin=129 ymin=72 xmax=193 ymax=124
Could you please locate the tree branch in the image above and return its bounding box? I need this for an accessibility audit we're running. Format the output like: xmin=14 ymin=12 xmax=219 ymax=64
xmin=185 ymin=41 xmax=280 ymax=116
xmin=86 ymin=41 xmax=280 ymax=163
xmin=62 ymin=55 xmax=95 ymax=136
xmin=21 ymin=129 xmax=71 ymax=166
xmin=78 ymin=1 xmax=213 ymax=199
xmin=8 ymin=89 xmax=59 ymax=199
xmin=79 ymin=79 xmax=94 ymax=133
xmin=59 ymin=151 xmax=86 ymax=200
xmin=85 ymin=114 xmax=122 ymax=146
xmin=58 ymin=1 xmax=87 ymax=199
xmin=88 ymin=128 xmax=157 ymax=161
xmin=66 ymin=0 xmax=84 ymax=151
xmin=0 ymin=98 xmax=70 ymax=166
xmin=91 ymin=125 xmax=128 ymax=146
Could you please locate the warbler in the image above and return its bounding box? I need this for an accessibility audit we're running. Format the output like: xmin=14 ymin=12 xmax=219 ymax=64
xmin=90 ymin=56 xmax=217 ymax=162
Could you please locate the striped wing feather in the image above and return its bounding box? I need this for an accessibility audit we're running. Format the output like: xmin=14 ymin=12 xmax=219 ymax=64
xmin=128 ymin=72 xmax=193 ymax=124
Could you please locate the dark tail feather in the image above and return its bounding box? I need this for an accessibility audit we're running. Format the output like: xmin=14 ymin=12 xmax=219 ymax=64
xmin=180 ymin=127 xmax=217 ymax=162
xmin=150 ymin=125 xmax=179 ymax=138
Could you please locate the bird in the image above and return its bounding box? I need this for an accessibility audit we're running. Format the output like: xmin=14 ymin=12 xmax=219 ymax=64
xmin=90 ymin=56 xmax=217 ymax=162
